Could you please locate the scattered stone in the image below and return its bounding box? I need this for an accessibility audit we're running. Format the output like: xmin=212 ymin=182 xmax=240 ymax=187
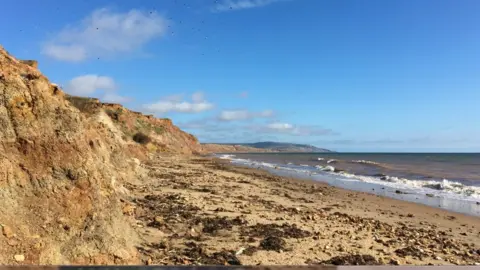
xmin=14 ymin=254 xmax=25 ymax=262
xmin=235 ymin=247 xmax=246 ymax=256
xmin=395 ymin=190 xmax=406 ymax=194
xmin=242 ymin=246 xmax=259 ymax=256
xmin=2 ymin=225 xmax=14 ymax=238
xmin=7 ymin=239 xmax=19 ymax=246
xmin=154 ymin=216 xmax=164 ymax=224
xmin=390 ymin=259 xmax=400 ymax=265
xmin=426 ymin=193 xmax=435 ymax=197
xmin=395 ymin=246 xmax=424 ymax=259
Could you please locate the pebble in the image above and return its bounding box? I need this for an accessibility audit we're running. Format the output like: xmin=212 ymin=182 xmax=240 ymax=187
xmin=14 ymin=254 xmax=25 ymax=262
xmin=235 ymin=247 xmax=245 ymax=255
xmin=2 ymin=225 xmax=14 ymax=238
xmin=154 ymin=216 xmax=164 ymax=224
xmin=390 ymin=259 xmax=400 ymax=265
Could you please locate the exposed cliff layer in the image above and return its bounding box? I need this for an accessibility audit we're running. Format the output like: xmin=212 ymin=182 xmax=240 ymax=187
xmin=0 ymin=46 xmax=147 ymax=264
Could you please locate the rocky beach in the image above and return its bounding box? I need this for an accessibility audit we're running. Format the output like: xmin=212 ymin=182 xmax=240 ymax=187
xmin=123 ymin=154 xmax=480 ymax=266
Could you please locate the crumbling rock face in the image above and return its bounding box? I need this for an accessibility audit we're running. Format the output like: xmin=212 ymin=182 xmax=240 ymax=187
xmin=19 ymin=60 xmax=38 ymax=69
xmin=0 ymin=46 xmax=141 ymax=264
xmin=66 ymin=95 xmax=203 ymax=155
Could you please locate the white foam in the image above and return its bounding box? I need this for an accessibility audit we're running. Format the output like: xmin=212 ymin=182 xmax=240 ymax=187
xmin=352 ymin=159 xmax=381 ymax=165
xmin=316 ymin=165 xmax=335 ymax=172
xmin=327 ymin=159 xmax=337 ymax=164
xmin=218 ymin=154 xmax=236 ymax=160
xmin=318 ymin=158 xmax=325 ymax=161
xmin=223 ymin=155 xmax=480 ymax=202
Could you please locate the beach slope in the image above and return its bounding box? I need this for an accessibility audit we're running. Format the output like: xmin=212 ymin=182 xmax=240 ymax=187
xmin=127 ymin=155 xmax=480 ymax=266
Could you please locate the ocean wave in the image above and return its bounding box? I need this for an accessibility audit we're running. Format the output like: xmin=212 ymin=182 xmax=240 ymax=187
xmin=221 ymin=156 xmax=480 ymax=202
xmin=315 ymin=165 xmax=335 ymax=172
xmin=351 ymin=159 xmax=381 ymax=165
xmin=218 ymin=154 xmax=236 ymax=159
xmin=327 ymin=159 xmax=337 ymax=164
xmin=337 ymin=172 xmax=480 ymax=199
xmin=318 ymin=158 xmax=325 ymax=161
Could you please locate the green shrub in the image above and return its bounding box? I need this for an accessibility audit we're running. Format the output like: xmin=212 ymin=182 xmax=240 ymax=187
xmin=133 ymin=132 xmax=151 ymax=144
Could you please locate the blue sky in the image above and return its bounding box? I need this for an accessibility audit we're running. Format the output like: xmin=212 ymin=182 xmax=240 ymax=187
xmin=1 ymin=0 xmax=479 ymax=152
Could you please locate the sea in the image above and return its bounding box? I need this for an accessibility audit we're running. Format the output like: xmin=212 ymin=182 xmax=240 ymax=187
xmin=216 ymin=153 xmax=480 ymax=217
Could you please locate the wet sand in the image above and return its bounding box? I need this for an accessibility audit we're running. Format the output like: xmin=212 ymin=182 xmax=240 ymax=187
xmin=124 ymin=154 xmax=480 ymax=266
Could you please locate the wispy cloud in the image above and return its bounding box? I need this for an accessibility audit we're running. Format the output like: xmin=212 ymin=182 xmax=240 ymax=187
xmin=64 ymin=74 xmax=131 ymax=103
xmin=142 ymin=92 xmax=214 ymax=114
xmin=217 ymin=109 xmax=274 ymax=121
xmin=212 ymin=0 xmax=289 ymax=12
xmin=256 ymin=122 xmax=336 ymax=136
xmin=65 ymin=75 xmax=116 ymax=95
xmin=42 ymin=8 xmax=168 ymax=62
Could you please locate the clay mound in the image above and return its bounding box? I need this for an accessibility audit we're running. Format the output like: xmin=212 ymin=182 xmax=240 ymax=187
xmin=0 ymin=46 xmax=142 ymax=264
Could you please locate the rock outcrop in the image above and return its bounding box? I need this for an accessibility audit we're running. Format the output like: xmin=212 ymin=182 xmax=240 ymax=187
xmin=0 ymin=45 xmax=191 ymax=264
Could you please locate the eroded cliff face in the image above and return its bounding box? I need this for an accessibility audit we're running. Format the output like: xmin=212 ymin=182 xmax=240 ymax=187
xmin=65 ymin=96 xmax=203 ymax=155
xmin=0 ymin=46 xmax=144 ymax=264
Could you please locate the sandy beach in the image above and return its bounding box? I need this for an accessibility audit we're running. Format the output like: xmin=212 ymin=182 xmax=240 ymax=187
xmin=123 ymin=154 xmax=480 ymax=266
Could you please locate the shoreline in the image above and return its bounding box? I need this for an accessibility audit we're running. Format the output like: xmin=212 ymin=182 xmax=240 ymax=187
xmin=216 ymin=154 xmax=480 ymax=217
xmin=127 ymin=154 xmax=480 ymax=266
xmin=214 ymin=157 xmax=480 ymax=222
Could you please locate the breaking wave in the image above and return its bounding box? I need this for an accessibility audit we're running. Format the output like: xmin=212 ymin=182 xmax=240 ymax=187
xmin=351 ymin=159 xmax=381 ymax=165
xmin=216 ymin=154 xmax=480 ymax=202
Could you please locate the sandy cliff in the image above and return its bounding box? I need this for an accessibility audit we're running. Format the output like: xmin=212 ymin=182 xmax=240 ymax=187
xmin=0 ymin=46 xmax=198 ymax=264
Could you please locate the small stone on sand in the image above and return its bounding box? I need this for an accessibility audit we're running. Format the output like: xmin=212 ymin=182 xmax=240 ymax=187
xmin=14 ymin=254 xmax=25 ymax=262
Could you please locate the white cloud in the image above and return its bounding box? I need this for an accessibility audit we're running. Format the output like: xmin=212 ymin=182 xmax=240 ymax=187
xmin=266 ymin=122 xmax=294 ymax=130
xmin=65 ymin=75 xmax=116 ymax=95
xmin=212 ymin=0 xmax=288 ymax=12
xmin=258 ymin=122 xmax=335 ymax=136
xmin=218 ymin=109 xmax=274 ymax=121
xmin=143 ymin=92 xmax=214 ymax=114
xmin=64 ymin=74 xmax=131 ymax=103
xmin=42 ymin=8 xmax=168 ymax=62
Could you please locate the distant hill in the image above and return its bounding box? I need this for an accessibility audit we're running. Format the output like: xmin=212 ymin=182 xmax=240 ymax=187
xmin=202 ymin=141 xmax=333 ymax=153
